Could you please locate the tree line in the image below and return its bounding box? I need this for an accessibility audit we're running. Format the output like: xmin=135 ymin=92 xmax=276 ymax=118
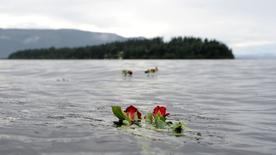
xmin=8 ymin=37 xmax=234 ymax=59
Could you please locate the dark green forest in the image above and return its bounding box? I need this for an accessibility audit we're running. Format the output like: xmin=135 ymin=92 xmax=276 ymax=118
xmin=8 ymin=37 xmax=234 ymax=59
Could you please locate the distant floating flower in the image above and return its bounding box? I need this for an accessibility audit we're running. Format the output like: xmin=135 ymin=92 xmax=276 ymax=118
xmin=145 ymin=67 xmax=159 ymax=74
xmin=122 ymin=70 xmax=133 ymax=76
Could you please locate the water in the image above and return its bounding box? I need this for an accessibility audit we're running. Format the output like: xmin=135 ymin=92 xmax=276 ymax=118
xmin=0 ymin=60 xmax=275 ymax=155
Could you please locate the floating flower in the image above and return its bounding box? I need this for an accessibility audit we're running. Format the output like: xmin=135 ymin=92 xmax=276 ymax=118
xmin=125 ymin=105 xmax=142 ymax=121
xmin=153 ymin=105 xmax=170 ymax=118
xmin=112 ymin=104 xmax=187 ymax=135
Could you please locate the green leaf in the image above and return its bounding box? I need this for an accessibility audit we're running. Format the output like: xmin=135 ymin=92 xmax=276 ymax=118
xmin=145 ymin=113 xmax=153 ymax=124
xmin=156 ymin=112 xmax=166 ymax=121
xmin=159 ymin=116 xmax=166 ymax=122
xmin=112 ymin=106 xmax=129 ymax=121
xmin=133 ymin=121 xmax=141 ymax=127
xmin=154 ymin=116 xmax=167 ymax=129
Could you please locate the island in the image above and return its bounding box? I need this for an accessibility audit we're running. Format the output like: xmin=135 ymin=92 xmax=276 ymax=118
xmin=8 ymin=37 xmax=234 ymax=59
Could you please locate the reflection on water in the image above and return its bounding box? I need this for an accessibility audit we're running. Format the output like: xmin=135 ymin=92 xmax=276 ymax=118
xmin=0 ymin=60 xmax=276 ymax=155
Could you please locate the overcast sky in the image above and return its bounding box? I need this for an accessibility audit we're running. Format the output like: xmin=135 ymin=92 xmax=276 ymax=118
xmin=0 ymin=0 xmax=275 ymax=57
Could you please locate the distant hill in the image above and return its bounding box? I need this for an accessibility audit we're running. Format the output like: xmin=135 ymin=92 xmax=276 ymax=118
xmin=0 ymin=28 xmax=126 ymax=58
xmin=9 ymin=37 xmax=234 ymax=59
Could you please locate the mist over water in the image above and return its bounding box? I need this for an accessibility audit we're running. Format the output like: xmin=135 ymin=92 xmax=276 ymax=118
xmin=0 ymin=60 xmax=275 ymax=155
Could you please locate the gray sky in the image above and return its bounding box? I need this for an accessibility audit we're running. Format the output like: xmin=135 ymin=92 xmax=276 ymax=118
xmin=1 ymin=0 xmax=275 ymax=57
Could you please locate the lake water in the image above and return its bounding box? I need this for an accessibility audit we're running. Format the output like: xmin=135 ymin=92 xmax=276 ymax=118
xmin=0 ymin=60 xmax=275 ymax=155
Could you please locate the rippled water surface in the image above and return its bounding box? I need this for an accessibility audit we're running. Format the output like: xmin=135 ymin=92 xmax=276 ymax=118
xmin=0 ymin=60 xmax=276 ymax=155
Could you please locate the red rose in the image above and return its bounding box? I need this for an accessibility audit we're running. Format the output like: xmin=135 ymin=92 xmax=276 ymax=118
xmin=153 ymin=105 xmax=170 ymax=117
xmin=125 ymin=105 xmax=142 ymax=121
